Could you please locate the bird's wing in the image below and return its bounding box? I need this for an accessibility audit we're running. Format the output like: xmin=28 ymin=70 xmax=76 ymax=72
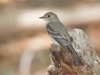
xmin=46 ymin=25 xmax=83 ymax=66
xmin=46 ymin=25 xmax=72 ymax=53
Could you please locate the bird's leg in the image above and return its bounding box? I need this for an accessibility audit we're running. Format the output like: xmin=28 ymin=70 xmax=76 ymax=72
xmin=70 ymin=37 xmax=73 ymax=42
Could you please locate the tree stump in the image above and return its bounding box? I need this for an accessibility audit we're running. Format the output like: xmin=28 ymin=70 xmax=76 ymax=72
xmin=47 ymin=29 xmax=100 ymax=75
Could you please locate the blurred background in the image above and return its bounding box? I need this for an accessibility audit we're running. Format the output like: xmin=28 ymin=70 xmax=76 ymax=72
xmin=0 ymin=0 xmax=100 ymax=75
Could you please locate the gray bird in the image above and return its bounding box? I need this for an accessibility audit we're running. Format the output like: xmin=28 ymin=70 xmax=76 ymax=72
xmin=39 ymin=12 xmax=83 ymax=66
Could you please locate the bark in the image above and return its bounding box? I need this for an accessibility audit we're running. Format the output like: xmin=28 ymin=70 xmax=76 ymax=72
xmin=47 ymin=29 xmax=100 ymax=75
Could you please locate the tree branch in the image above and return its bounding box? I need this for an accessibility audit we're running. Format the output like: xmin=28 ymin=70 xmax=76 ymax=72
xmin=47 ymin=29 xmax=100 ymax=75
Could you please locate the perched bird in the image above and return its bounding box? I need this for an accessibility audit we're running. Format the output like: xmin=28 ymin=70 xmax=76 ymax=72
xmin=39 ymin=12 xmax=83 ymax=66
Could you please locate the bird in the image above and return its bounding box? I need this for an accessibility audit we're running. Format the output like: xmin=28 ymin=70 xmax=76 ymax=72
xmin=39 ymin=12 xmax=83 ymax=66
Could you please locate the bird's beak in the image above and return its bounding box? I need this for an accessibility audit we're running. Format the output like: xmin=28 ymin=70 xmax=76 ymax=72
xmin=39 ymin=16 xmax=46 ymax=19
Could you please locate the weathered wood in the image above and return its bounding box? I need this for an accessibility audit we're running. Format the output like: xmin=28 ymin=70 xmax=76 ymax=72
xmin=47 ymin=29 xmax=100 ymax=75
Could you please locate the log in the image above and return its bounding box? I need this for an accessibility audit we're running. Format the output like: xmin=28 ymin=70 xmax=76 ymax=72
xmin=47 ymin=29 xmax=100 ymax=75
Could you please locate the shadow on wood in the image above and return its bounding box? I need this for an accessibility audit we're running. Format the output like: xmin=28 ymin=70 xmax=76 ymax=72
xmin=47 ymin=29 xmax=100 ymax=75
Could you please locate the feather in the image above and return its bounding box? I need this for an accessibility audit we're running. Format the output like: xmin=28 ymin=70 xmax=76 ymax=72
xmin=46 ymin=25 xmax=83 ymax=66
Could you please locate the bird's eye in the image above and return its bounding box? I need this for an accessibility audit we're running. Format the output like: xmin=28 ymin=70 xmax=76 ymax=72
xmin=48 ymin=15 xmax=50 ymax=17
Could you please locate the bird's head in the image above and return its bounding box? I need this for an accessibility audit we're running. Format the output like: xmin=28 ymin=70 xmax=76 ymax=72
xmin=39 ymin=12 xmax=59 ymax=24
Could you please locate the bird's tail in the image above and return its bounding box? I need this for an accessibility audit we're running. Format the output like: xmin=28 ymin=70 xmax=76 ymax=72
xmin=71 ymin=50 xmax=83 ymax=66
xmin=64 ymin=45 xmax=83 ymax=66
